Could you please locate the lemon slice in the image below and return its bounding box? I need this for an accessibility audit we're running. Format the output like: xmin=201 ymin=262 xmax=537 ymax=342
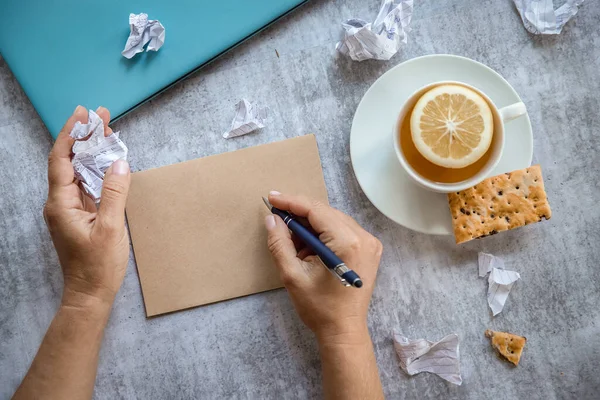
xmin=410 ymin=84 xmax=493 ymax=169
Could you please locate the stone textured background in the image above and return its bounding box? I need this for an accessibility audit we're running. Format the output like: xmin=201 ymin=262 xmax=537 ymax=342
xmin=1 ymin=1 xmax=599 ymax=398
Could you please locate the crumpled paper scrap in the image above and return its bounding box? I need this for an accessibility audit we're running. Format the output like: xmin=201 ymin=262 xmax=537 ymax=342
xmin=122 ymin=13 xmax=165 ymax=59
xmin=478 ymin=252 xmax=505 ymax=277
xmin=513 ymin=0 xmax=584 ymax=35
xmin=393 ymin=332 xmax=462 ymax=385
xmin=223 ymin=99 xmax=268 ymax=139
xmin=336 ymin=0 xmax=414 ymax=61
xmin=70 ymin=110 xmax=128 ymax=202
xmin=478 ymin=252 xmax=520 ymax=316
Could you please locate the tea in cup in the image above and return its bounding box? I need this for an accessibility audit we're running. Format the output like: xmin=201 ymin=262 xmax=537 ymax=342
xmin=394 ymin=81 xmax=527 ymax=193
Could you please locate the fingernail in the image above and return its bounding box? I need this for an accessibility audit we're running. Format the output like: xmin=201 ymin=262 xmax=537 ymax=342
xmin=265 ymin=215 xmax=276 ymax=230
xmin=112 ymin=159 xmax=130 ymax=175
xmin=74 ymin=105 xmax=85 ymax=114
xmin=270 ymin=190 xmax=281 ymax=196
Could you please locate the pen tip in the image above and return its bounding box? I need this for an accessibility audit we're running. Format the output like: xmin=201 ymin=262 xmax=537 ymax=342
xmin=353 ymin=279 xmax=363 ymax=288
xmin=262 ymin=196 xmax=272 ymax=210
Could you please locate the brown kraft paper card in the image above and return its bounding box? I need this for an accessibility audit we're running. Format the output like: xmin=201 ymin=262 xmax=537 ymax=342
xmin=126 ymin=135 xmax=328 ymax=316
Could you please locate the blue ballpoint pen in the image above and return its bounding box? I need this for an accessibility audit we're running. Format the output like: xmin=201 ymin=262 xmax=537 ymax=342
xmin=262 ymin=197 xmax=363 ymax=288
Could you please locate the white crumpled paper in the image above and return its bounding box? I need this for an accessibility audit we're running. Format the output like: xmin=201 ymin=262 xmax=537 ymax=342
xmin=223 ymin=99 xmax=268 ymax=139
xmin=478 ymin=252 xmax=505 ymax=277
xmin=336 ymin=0 xmax=413 ymax=61
xmin=393 ymin=332 xmax=462 ymax=385
xmin=478 ymin=252 xmax=520 ymax=316
xmin=513 ymin=0 xmax=584 ymax=34
xmin=121 ymin=13 xmax=165 ymax=59
xmin=70 ymin=110 xmax=128 ymax=202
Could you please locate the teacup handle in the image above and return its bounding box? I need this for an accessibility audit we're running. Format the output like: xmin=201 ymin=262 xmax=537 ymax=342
xmin=498 ymin=102 xmax=527 ymax=123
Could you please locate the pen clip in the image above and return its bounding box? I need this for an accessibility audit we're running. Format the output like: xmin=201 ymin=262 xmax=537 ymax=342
xmin=323 ymin=261 xmax=351 ymax=287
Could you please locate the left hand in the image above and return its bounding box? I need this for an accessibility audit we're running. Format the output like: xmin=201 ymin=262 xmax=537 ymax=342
xmin=44 ymin=105 xmax=131 ymax=310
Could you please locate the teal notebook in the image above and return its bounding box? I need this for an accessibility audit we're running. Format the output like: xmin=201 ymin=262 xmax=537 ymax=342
xmin=0 ymin=0 xmax=307 ymax=138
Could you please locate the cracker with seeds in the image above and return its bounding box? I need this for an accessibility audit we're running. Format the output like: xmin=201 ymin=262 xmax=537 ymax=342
xmin=485 ymin=329 xmax=527 ymax=366
xmin=448 ymin=165 xmax=551 ymax=244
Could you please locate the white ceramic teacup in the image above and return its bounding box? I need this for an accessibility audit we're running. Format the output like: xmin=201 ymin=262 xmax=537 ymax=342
xmin=393 ymin=81 xmax=527 ymax=193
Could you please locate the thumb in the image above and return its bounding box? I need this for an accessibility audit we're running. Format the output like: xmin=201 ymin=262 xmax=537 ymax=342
xmin=98 ymin=159 xmax=131 ymax=229
xmin=265 ymin=215 xmax=301 ymax=282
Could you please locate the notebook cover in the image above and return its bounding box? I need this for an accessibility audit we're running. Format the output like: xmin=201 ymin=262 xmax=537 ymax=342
xmin=125 ymin=135 xmax=328 ymax=316
xmin=0 ymin=0 xmax=307 ymax=138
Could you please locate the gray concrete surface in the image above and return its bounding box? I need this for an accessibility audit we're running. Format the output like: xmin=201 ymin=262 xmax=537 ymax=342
xmin=1 ymin=0 xmax=599 ymax=399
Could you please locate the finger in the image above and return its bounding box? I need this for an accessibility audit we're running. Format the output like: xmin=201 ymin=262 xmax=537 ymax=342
xmin=78 ymin=182 xmax=97 ymax=213
xmin=265 ymin=214 xmax=302 ymax=281
xmin=268 ymin=192 xmax=344 ymax=234
xmin=48 ymin=105 xmax=88 ymax=190
xmin=297 ymin=247 xmax=315 ymax=260
xmin=96 ymin=160 xmax=130 ymax=233
xmin=95 ymin=106 xmax=113 ymax=136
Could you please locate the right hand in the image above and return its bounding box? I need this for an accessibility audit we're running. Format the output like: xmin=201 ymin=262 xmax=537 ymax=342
xmin=264 ymin=192 xmax=383 ymax=342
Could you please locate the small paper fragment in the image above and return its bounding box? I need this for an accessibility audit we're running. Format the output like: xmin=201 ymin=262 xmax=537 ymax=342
xmin=70 ymin=110 xmax=128 ymax=202
xmin=393 ymin=332 xmax=462 ymax=385
xmin=478 ymin=252 xmax=505 ymax=277
xmin=513 ymin=0 xmax=584 ymax=35
xmin=336 ymin=0 xmax=414 ymax=61
xmin=223 ymin=99 xmax=268 ymax=139
xmin=488 ymin=267 xmax=521 ymax=316
xmin=122 ymin=13 xmax=165 ymax=59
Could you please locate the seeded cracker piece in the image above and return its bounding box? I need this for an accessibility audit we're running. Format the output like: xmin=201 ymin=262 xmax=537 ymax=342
xmin=485 ymin=330 xmax=527 ymax=366
xmin=447 ymin=165 xmax=551 ymax=244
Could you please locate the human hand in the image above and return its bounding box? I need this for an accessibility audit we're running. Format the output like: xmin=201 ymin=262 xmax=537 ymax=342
xmin=264 ymin=192 xmax=382 ymax=343
xmin=44 ymin=106 xmax=131 ymax=311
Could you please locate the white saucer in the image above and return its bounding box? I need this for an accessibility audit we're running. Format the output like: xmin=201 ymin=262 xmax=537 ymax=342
xmin=350 ymin=54 xmax=533 ymax=235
